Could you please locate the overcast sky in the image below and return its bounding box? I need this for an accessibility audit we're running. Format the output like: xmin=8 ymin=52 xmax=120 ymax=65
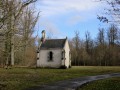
xmin=35 ymin=0 xmax=109 ymax=39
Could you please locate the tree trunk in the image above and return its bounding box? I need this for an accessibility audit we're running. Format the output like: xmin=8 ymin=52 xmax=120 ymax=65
xmin=11 ymin=34 xmax=14 ymax=66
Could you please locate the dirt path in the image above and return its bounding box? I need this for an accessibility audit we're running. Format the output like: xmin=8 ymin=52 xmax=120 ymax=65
xmin=27 ymin=73 xmax=120 ymax=90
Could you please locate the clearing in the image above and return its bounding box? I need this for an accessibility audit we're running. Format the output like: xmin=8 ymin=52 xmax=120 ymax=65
xmin=0 ymin=66 xmax=120 ymax=90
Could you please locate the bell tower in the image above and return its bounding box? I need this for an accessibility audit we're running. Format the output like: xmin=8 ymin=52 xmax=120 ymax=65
xmin=37 ymin=30 xmax=46 ymax=65
xmin=41 ymin=30 xmax=45 ymax=42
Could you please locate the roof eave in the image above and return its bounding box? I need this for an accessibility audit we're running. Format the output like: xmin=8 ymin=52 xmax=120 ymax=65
xmin=40 ymin=48 xmax=63 ymax=50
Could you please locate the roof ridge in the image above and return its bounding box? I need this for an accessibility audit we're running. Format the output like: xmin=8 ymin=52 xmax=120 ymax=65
xmin=45 ymin=38 xmax=66 ymax=40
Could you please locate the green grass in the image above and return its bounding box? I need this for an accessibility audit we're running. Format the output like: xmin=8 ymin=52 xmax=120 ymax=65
xmin=79 ymin=77 xmax=120 ymax=90
xmin=0 ymin=66 xmax=120 ymax=90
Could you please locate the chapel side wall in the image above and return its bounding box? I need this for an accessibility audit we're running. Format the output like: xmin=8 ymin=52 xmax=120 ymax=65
xmin=64 ymin=40 xmax=70 ymax=68
xmin=37 ymin=49 xmax=62 ymax=68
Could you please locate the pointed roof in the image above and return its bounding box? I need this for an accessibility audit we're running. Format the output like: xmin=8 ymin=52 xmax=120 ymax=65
xmin=40 ymin=39 xmax=66 ymax=49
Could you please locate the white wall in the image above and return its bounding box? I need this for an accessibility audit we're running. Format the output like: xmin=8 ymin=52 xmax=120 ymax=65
xmin=64 ymin=39 xmax=71 ymax=68
xmin=37 ymin=49 xmax=62 ymax=68
xmin=37 ymin=39 xmax=71 ymax=68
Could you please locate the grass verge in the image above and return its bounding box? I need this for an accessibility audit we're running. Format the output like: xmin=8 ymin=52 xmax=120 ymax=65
xmin=79 ymin=77 xmax=120 ymax=90
xmin=0 ymin=66 xmax=120 ymax=90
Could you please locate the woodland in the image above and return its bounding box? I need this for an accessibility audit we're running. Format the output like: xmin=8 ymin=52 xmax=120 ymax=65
xmin=0 ymin=0 xmax=120 ymax=67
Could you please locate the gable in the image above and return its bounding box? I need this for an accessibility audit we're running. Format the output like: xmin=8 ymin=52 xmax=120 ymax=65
xmin=64 ymin=39 xmax=70 ymax=50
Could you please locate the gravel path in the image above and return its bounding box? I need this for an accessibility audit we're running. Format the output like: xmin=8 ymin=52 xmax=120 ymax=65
xmin=27 ymin=73 xmax=120 ymax=90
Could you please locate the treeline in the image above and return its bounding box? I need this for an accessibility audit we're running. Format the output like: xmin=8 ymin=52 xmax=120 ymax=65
xmin=0 ymin=0 xmax=120 ymax=67
xmin=70 ymin=24 xmax=120 ymax=66
xmin=0 ymin=0 xmax=38 ymax=67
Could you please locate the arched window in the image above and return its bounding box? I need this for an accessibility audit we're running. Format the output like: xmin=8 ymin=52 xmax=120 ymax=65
xmin=49 ymin=51 xmax=53 ymax=61
xmin=61 ymin=50 xmax=65 ymax=60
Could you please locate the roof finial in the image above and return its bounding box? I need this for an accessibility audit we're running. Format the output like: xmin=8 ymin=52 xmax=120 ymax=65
xmin=66 ymin=36 xmax=67 ymax=40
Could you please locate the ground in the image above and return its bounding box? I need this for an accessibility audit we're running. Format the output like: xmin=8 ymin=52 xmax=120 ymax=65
xmin=79 ymin=77 xmax=120 ymax=90
xmin=27 ymin=73 xmax=120 ymax=90
xmin=0 ymin=66 xmax=120 ymax=90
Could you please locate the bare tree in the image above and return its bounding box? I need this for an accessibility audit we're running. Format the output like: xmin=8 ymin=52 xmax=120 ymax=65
xmin=85 ymin=31 xmax=93 ymax=54
xmin=69 ymin=26 xmax=120 ymax=66
xmin=107 ymin=24 xmax=118 ymax=46
xmin=17 ymin=6 xmax=39 ymax=65
xmin=0 ymin=0 xmax=38 ymax=67
xmin=72 ymin=30 xmax=81 ymax=66
xmin=97 ymin=28 xmax=105 ymax=45
xmin=95 ymin=28 xmax=106 ymax=66
xmin=97 ymin=0 xmax=120 ymax=24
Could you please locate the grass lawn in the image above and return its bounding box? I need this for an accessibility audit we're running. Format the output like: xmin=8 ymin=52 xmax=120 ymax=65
xmin=0 ymin=66 xmax=120 ymax=90
xmin=79 ymin=77 xmax=120 ymax=90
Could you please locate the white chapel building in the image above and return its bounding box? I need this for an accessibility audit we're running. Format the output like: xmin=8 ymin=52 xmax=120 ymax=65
xmin=37 ymin=30 xmax=71 ymax=68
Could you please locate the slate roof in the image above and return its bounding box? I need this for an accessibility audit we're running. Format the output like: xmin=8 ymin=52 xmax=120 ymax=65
xmin=40 ymin=39 xmax=66 ymax=49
